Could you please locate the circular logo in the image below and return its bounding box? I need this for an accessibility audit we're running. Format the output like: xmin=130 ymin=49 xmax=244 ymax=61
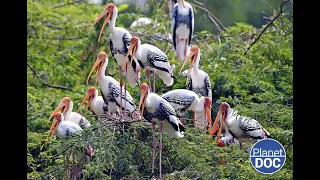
xmin=250 ymin=138 xmax=286 ymax=174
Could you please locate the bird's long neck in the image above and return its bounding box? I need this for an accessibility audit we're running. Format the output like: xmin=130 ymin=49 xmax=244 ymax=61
xmin=136 ymin=39 xmax=142 ymax=58
xmin=225 ymin=108 xmax=234 ymax=124
xmin=99 ymin=58 xmax=108 ymax=79
xmin=92 ymin=90 xmax=99 ymax=103
xmin=109 ymin=9 xmax=117 ymax=32
xmin=195 ymin=96 xmax=205 ymax=113
xmin=64 ymin=101 xmax=73 ymax=120
xmin=192 ymin=51 xmax=200 ymax=75
xmin=145 ymin=91 xmax=152 ymax=109
xmin=177 ymin=0 xmax=185 ymax=9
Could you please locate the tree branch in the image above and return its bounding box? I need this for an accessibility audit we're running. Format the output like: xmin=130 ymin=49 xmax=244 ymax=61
xmin=189 ymin=1 xmax=226 ymax=32
xmin=27 ymin=62 xmax=72 ymax=91
xmin=131 ymin=31 xmax=173 ymax=45
xmin=27 ymin=36 xmax=86 ymax=40
xmin=51 ymin=0 xmax=86 ymax=9
xmin=244 ymin=0 xmax=292 ymax=55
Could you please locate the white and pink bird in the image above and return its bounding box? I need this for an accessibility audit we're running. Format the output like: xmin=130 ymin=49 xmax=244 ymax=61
xmin=179 ymin=45 xmax=212 ymax=129
xmin=138 ymin=83 xmax=184 ymax=179
xmin=161 ymin=89 xmax=212 ymax=129
xmin=126 ymin=36 xmax=174 ymax=92
xmin=47 ymin=112 xmax=95 ymax=157
xmin=207 ymin=102 xmax=271 ymax=146
xmin=86 ymin=51 xmax=139 ymax=119
xmin=172 ymin=0 xmax=194 ymax=61
xmin=89 ymin=3 xmax=141 ymax=117
xmin=48 ymin=97 xmax=91 ymax=129
xmin=78 ymin=86 xmax=119 ymax=117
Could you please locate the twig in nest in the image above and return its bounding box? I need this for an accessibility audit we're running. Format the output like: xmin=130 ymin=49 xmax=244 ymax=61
xmin=244 ymin=0 xmax=292 ymax=55
xmin=27 ymin=61 xmax=72 ymax=91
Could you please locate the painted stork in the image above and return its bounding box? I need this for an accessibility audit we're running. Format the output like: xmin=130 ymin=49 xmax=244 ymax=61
xmin=86 ymin=51 xmax=139 ymax=119
xmin=47 ymin=112 xmax=83 ymax=139
xmin=138 ymin=83 xmax=184 ymax=179
xmin=161 ymin=89 xmax=211 ymax=129
xmin=179 ymin=45 xmax=212 ymax=128
xmin=78 ymin=86 xmax=119 ymax=117
xmin=207 ymin=102 xmax=271 ymax=146
xmin=48 ymin=97 xmax=91 ymax=129
xmin=47 ymin=112 xmax=95 ymax=157
xmin=218 ymin=128 xmax=240 ymax=147
xmin=172 ymin=0 xmax=194 ymax=61
xmin=88 ymin=3 xmax=141 ymax=117
xmin=126 ymin=36 xmax=174 ymax=92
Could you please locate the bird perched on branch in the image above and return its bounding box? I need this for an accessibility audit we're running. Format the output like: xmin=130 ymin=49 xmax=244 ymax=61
xmin=138 ymin=83 xmax=184 ymax=179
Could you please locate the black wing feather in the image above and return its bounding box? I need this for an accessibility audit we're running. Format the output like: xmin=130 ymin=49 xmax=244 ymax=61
xmin=188 ymin=8 xmax=193 ymax=46
xmin=158 ymin=102 xmax=179 ymax=131
xmin=109 ymin=83 xmax=136 ymax=108
xmin=172 ymin=6 xmax=178 ymax=50
xmin=109 ymin=39 xmax=115 ymax=57
xmin=187 ymin=75 xmax=192 ymax=91
xmin=122 ymin=33 xmax=131 ymax=55
xmin=204 ymin=76 xmax=211 ymax=97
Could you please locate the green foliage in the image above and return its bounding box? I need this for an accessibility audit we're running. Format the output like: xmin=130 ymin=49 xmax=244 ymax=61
xmin=27 ymin=0 xmax=293 ymax=179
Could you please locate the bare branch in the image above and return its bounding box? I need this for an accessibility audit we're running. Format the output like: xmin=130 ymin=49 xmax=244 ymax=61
xmin=42 ymin=23 xmax=62 ymax=30
xmin=131 ymin=31 xmax=173 ymax=45
xmin=244 ymin=0 xmax=292 ymax=55
xmin=189 ymin=2 xmax=226 ymax=32
xmin=263 ymin=0 xmax=276 ymax=15
xmin=51 ymin=0 xmax=85 ymax=9
xmin=27 ymin=61 xmax=72 ymax=91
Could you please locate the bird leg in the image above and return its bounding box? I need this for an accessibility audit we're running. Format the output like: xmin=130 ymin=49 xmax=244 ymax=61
xmin=65 ymin=152 xmax=70 ymax=178
xmin=124 ymin=63 xmax=128 ymax=119
xmin=180 ymin=112 xmax=184 ymax=125
xmin=119 ymin=66 xmax=123 ymax=119
xmin=153 ymin=70 xmax=156 ymax=93
xmin=184 ymin=39 xmax=188 ymax=59
xmin=72 ymin=152 xmax=75 ymax=179
xmin=159 ymin=121 xmax=163 ymax=180
xmin=146 ymin=69 xmax=151 ymax=89
xmin=176 ymin=36 xmax=179 ymax=59
xmin=193 ymin=112 xmax=196 ymax=128
xmin=151 ymin=120 xmax=157 ymax=176
xmin=204 ymin=111 xmax=207 ymax=134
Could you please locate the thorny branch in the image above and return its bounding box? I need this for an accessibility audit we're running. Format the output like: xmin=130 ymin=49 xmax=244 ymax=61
xmin=244 ymin=0 xmax=293 ymax=55
xmin=27 ymin=61 xmax=72 ymax=91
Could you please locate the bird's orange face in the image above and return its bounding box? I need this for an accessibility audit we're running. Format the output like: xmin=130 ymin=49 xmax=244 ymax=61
xmin=126 ymin=36 xmax=140 ymax=68
xmin=88 ymin=3 xmax=116 ymax=42
xmin=86 ymin=51 xmax=108 ymax=87
xmin=46 ymin=112 xmax=63 ymax=140
xmin=48 ymin=97 xmax=71 ymax=123
xmin=179 ymin=45 xmax=200 ymax=84
xmin=208 ymin=102 xmax=230 ymax=143
xmin=78 ymin=87 xmax=96 ymax=113
xmin=138 ymin=83 xmax=149 ymax=116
